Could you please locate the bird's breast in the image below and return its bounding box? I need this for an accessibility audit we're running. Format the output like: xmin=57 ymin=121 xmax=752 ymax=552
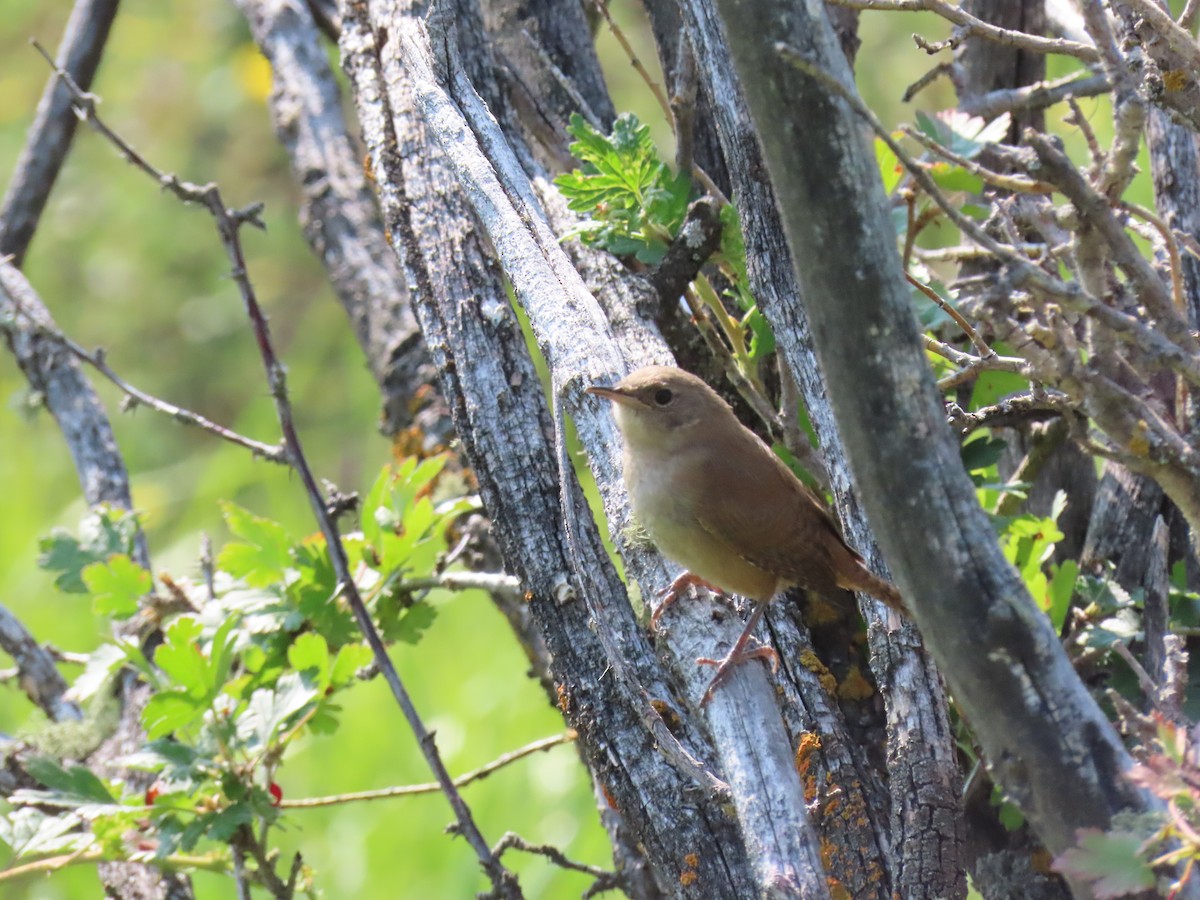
xmin=622 ymin=445 xmax=777 ymax=600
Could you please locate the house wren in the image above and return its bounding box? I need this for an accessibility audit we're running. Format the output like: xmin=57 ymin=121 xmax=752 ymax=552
xmin=588 ymin=365 xmax=903 ymax=703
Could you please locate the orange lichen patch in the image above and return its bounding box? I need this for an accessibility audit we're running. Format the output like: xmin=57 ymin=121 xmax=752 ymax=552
xmin=390 ymin=427 xmax=427 ymax=459
xmin=823 ymin=793 xmax=842 ymax=818
xmin=794 ymin=732 xmax=822 ymax=803
xmin=1031 ymin=847 xmax=1054 ymax=875
xmin=1165 ymin=69 xmax=1190 ymax=92
xmin=601 ymin=783 xmax=619 ymax=811
xmin=556 ymin=683 xmax=571 ymax=715
xmin=819 ymin=836 xmax=837 ymax=870
xmin=679 ymin=854 xmax=700 ymax=887
xmin=826 ymin=877 xmax=852 ymax=900
xmin=651 ymin=699 xmax=683 ymax=732
xmin=836 ymin=665 xmax=875 ymax=702
xmin=799 ymin=649 xmax=838 ymax=694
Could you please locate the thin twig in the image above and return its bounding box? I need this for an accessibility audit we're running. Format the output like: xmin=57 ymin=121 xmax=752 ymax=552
xmin=33 ymin=44 xmax=520 ymax=898
xmin=777 ymin=43 xmax=1200 ymax=391
xmin=282 ymin=733 xmax=574 ymax=808
xmin=959 ymin=73 xmax=1110 ymax=121
xmin=901 ymin=125 xmax=1053 ymax=194
xmin=591 ymin=0 xmax=671 ymax=123
xmin=927 ymin=337 xmax=1028 ymax=390
xmin=946 ymin=391 xmax=1074 ymax=435
xmin=902 ymin=61 xmax=954 ymax=103
xmin=906 ymin=271 xmax=993 ymax=357
xmin=1182 ymin=0 xmax=1200 ymax=31
xmin=491 ymin=832 xmax=620 ymax=897
xmin=828 ymin=0 xmax=1100 ymax=62
xmin=1 ymin=298 xmax=287 ymax=463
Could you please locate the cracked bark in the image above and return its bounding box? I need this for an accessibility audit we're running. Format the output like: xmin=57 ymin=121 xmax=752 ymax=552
xmin=709 ymin=3 xmax=1167 ymax=900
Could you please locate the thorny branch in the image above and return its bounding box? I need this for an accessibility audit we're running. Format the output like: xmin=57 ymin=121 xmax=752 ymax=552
xmin=1 ymin=295 xmax=287 ymax=463
xmin=33 ymin=40 xmax=524 ymax=900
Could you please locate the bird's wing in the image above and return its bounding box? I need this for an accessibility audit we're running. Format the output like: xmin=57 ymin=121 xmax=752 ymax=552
xmin=689 ymin=428 xmax=852 ymax=590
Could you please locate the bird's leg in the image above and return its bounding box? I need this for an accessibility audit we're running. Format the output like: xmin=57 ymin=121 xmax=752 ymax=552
xmin=651 ymin=571 xmax=725 ymax=631
xmin=697 ymin=598 xmax=778 ymax=706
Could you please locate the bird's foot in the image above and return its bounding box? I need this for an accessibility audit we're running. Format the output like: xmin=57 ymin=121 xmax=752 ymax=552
xmin=650 ymin=571 xmax=724 ymax=632
xmin=697 ymin=640 xmax=779 ymax=706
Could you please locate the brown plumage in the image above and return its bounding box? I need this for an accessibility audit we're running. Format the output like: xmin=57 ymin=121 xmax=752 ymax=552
xmin=589 ymin=365 xmax=904 ymax=702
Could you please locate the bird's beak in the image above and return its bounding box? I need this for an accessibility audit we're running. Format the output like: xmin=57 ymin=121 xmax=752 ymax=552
xmin=586 ymin=384 xmax=639 ymax=407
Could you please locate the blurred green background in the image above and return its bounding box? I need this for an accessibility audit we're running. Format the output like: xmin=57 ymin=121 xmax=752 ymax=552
xmin=0 ymin=0 xmax=1133 ymax=897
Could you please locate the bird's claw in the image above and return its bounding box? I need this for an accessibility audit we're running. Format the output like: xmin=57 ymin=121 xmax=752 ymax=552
xmin=697 ymin=641 xmax=779 ymax=706
xmin=649 ymin=572 xmax=724 ymax=632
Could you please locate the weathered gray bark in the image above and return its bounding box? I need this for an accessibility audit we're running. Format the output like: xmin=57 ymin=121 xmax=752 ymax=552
xmin=666 ymin=1 xmax=965 ymax=896
xmin=0 ymin=0 xmax=119 ymax=265
xmin=708 ymin=0 xmax=1154 ymax=896
xmin=340 ymin=5 xmax=767 ymax=895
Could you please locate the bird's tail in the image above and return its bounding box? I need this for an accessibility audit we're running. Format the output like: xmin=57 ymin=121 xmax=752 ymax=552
xmin=842 ymin=563 xmax=906 ymax=615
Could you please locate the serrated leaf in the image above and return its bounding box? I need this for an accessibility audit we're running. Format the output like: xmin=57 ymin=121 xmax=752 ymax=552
xmin=287 ymin=632 xmax=330 ymax=689
xmin=38 ymin=507 xmax=141 ymax=594
xmin=0 ymin=808 xmax=89 ymax=858
xmin=330 ymin=643 xmax=372 ymax=687
xmin=83 ymin=554 xmax=151 ymax=618
xmin=218 ymin=502 xmax=293 ymax=588
xmin=239 ymin=674 xmax=319 ymax=750
xmin=25 ymin=757 xmax=116 ymax=804
xmin=205 ymin=802 xmax=253 ymax=842
xmin=154 ymin=617 xmax=208 ymax=697
xmin=69 ymin=643 xmax=128 ymax=703
xmin=1054 ymin=829 xmax=1155 ymax=897
xmin=390 ymin=601 xmax=437 ymax=646
xmin=143 ymin=691 xmax=207 ymax=740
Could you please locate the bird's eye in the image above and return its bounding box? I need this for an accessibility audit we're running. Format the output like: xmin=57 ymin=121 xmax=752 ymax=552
xmin=653 ymin=388 xmax=673 ymax=406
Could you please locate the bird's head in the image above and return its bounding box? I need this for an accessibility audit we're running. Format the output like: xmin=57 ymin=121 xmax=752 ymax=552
xmin=587 ymin=366 xmax=730 ymax=451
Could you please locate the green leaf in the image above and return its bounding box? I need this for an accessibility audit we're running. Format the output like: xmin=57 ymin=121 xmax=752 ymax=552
xmin=25 ymin=757 xmax=117 ymax=804
xmin=70 ymin=643 xmax=128 ymax=702
xmin=205 ymin=802 xmax=254 ymax=842
xmin=970 ymin=366 xmax=1029 ymax=411
xmin=288 ymin=632 xmax=331 ymax=691
xmin=928 ymin=162 xmax=983 ymax=194
xmin=553 ymin=112 xmax=690 ymax=262
xmin=961 ymin=435 xmax=1007 ymax=473
xmin=0 ymin=808 xmax=90 ymax=858
xmin=330 ymin=643 xmax=372 ymax=687
xmin=384 ymin=600 xmax=437 ymax=646
xmin=743 ymin=306 xmax=776 ymax=361
xmin=154 ymin=617 xmax=209 ymax=698
xmin=82 ymin=554 xmax=151 ymax=618
xmin=38 ymin=507 xmax=142 ymax=594
xmin=1048 ymin=560 xmax=1078 ymax=632
xmin=218 ymin=501 xmax=293 ymax=588
xmin=875 ymin=135 xmax=903 ymax=194
xmin=1054 ymin=829 xmax=1155 ymax=897
xmin=238 ymin=673 xmax=319 ymax=750
xmin=143 ymin=691 xmax=207 ymax=740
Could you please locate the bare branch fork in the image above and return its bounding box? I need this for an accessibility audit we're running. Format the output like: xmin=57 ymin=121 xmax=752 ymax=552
xmin=32 ymin=43 xmax=523 ymax=899
xmin=0 ymin=290 xmax=286 ymax=463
